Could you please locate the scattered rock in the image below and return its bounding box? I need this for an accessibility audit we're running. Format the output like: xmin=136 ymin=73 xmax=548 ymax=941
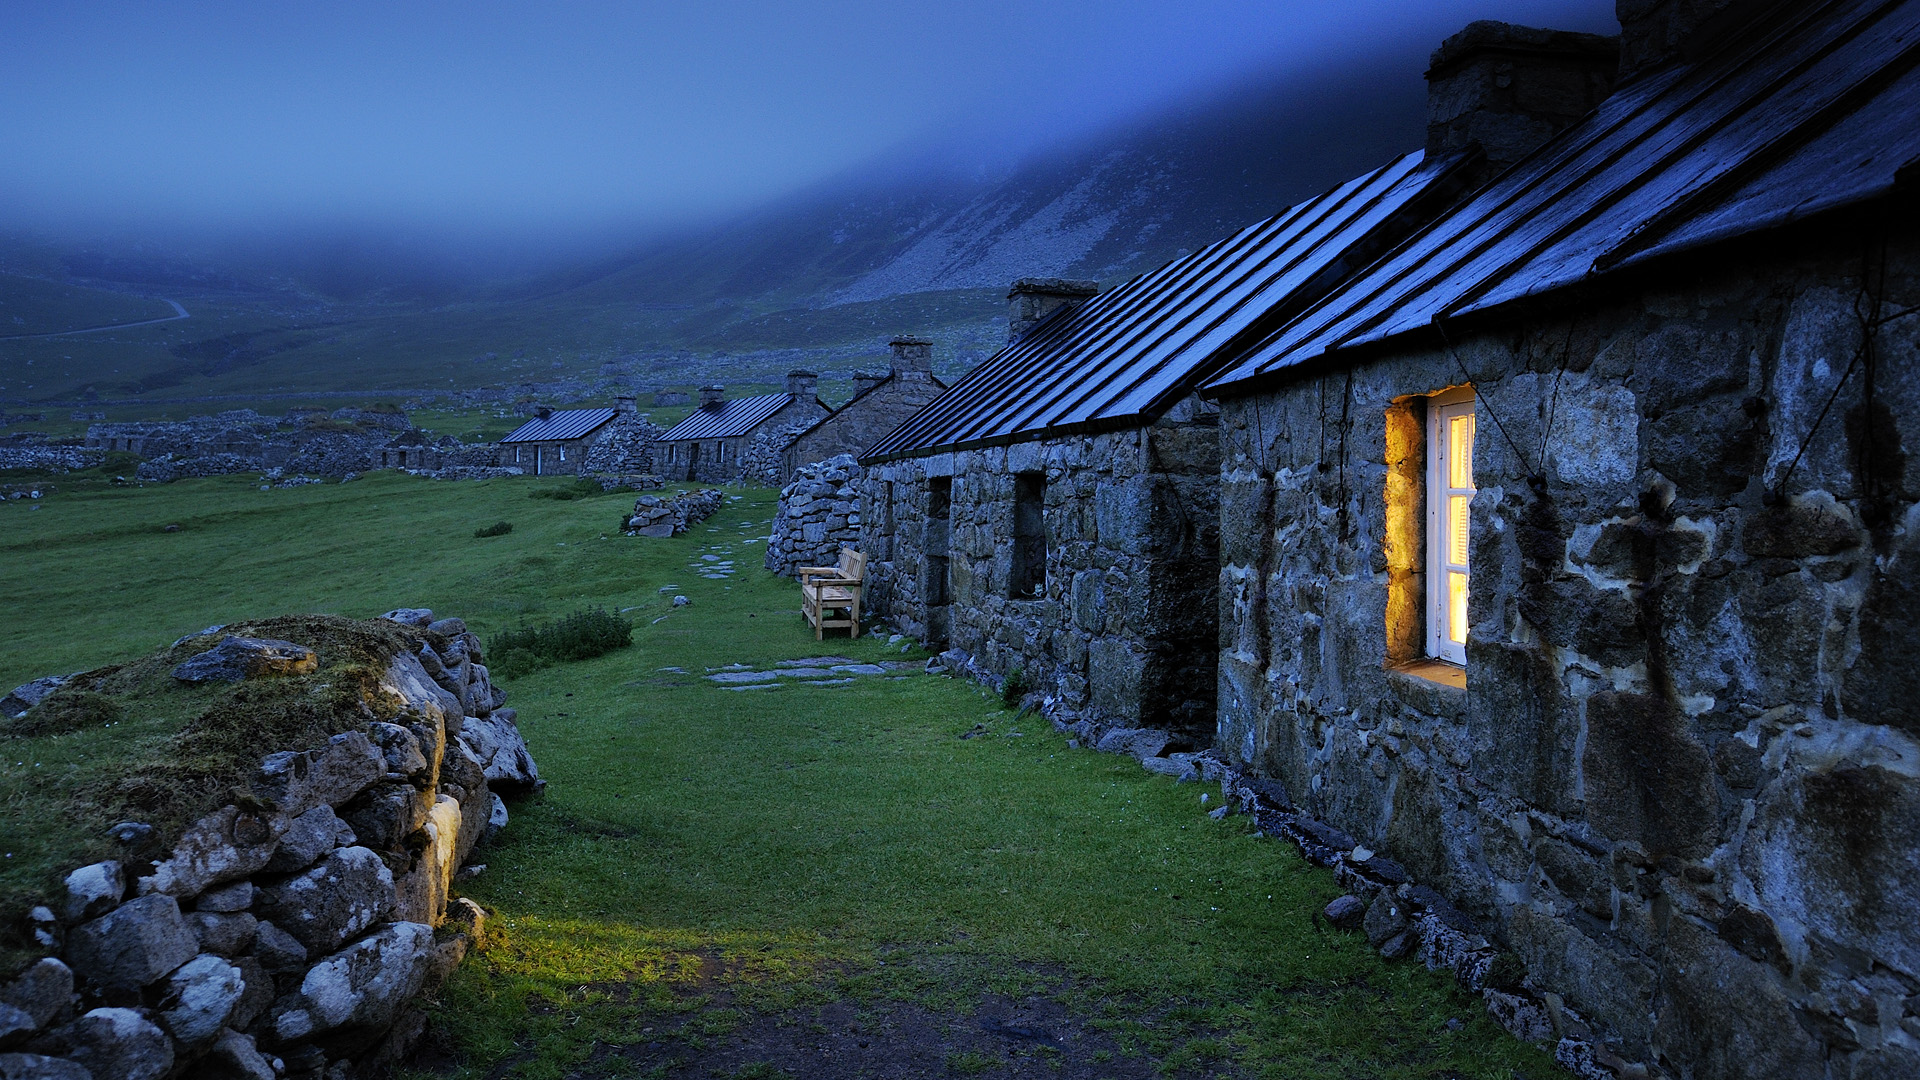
xmin=170 ymin=637 xmax=317 ymax=683
xmin=485 ymin=793 xmax=508 ymax=843
xmin=156 ymin=955 xmax=243 ymax=1045
xmin=0 ymin=677 xmax=69 ymax=720
xmin=1141 ymin=756 xmax=1199 ymax=783
xmin=1364 ymin=896 xmax=1409 ymax=949
xmin=671 ymin=595 xmax=691 ymax=607
xmin=65 ymin=1008 xmax=173 ymax=1080
xmin=0 ymin=1053 xmax=91 ymax=1079
xmin=255 ymin=846 xmax=394 ymax=955
xmin=1095 ymin=728 xmax=1173 ymax=761
xmin=58 ymin=862 xmax=123 ymax=924
xmin=204 ymin=1028 xmax=275 ymax=1080
xmin=187 ymin=912 xmax=258 ymax=957
xmin=271 ymin=922 xmax=435 ymax=1041
xmin=265 ymin=805 xmax=354 ymax=874
xmin=1324 ymin=895 xmax=1367 ymax=929
xmin=64 ymin=895 xmax=199 ymax=994
xmin=139 ymin=805 xmax=287 ymax=898
xmin=0 ymin=961 xmax=72 ymax=1034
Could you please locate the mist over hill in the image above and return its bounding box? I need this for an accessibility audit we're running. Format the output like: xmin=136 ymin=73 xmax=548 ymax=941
xmin=0 ymin=55 xmax=1430 ymax=412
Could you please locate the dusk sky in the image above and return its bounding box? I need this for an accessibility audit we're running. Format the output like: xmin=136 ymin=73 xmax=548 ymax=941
xmin=0 ymin=1 xmax=1618 ymax=245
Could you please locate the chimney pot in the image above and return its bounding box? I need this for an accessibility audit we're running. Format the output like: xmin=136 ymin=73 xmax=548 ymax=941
xmin=785 ymin=369 xmax=818 ymax=397
xmin=1006 ymin=278 xmax=1099 ymax=343
xmin=699 ymin=385 xmax=725 ymax=409
xmin=535 ymin=406 xmax=553 ymax=419
xmin=1425 ymin=21 xmax=1619 ymax=180
xmin=888 ymin=336 xmax=933 ymax=377
xmin=614 ymin=395 xmax=636 ymax=415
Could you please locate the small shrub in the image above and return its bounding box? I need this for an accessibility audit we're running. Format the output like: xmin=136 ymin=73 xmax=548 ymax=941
xmin=527 ymin=478 xmax=605 ymax=501
xmin=474 ymin=520 xmax=513 ymax=538
xmin=486 ymin=608 xmax=634 ymax=679
xmin=1001 ymin=667 xmax=1030 ymax=708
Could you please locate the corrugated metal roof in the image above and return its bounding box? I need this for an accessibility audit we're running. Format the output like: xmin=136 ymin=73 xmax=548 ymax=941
xmin=1208 ymin=0 xmax=1920 ymax=393
xmin=500 ymin=407 xmax=618 ymax=443
xmin=658 ymin=393 xmax=796 ymax=441
xmin=860 ymin=150 xmax=1466 ymax=463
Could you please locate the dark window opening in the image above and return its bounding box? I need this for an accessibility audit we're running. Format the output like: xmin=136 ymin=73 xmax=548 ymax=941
xmin=1011 ymin=471 xmax=1046 ymax=600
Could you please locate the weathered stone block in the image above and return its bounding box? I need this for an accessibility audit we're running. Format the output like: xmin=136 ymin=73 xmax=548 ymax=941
xmin=65 ymin=895 xmax=198 ymax=993
xmin=255 ymin=846 xmax=394 ymax=955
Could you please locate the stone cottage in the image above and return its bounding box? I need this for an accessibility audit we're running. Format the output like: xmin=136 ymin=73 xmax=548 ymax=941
xmin=498 ymin=399 xmax=625 ymax=475
xmin=1200 ymin=3 xmax=1920 ymax=1078
xmin=779 ymin=337 xmax=948 ymax=483
xmin=656 ymin=374 xmax=830 ymax=484
xmin=852 ymin=118 xmax=1483 ymax=742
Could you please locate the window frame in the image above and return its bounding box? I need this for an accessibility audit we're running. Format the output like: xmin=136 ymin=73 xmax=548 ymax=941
xmin=1425 ymin=386 xmax=1476 ymax=666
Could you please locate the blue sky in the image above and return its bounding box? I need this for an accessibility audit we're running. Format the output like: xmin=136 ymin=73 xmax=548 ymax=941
xmin=0 ymin=1 xmax=1619 ymax=243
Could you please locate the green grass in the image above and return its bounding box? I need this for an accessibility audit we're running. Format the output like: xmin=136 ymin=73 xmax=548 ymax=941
xmin=0 ymin=273 xmax=176 ymax=337
xmin=0 ymin=476 xmax=1561 ymax=1078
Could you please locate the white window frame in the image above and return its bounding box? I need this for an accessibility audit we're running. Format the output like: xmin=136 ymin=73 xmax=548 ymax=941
xmin=1425 ymin=386 xmax=1476 ymax=666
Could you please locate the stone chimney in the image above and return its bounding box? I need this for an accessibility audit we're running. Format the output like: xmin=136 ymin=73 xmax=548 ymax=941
xmin=1425 ymin=21 xmax=1619 ymax=181
xmin=785 ymin=369 xmax=818 ymax=397
xmin=889 ymin=336 xmax=933 ymax=379
xmin=1617 ymin=0 xmax=1753 ymax=80
xmin=535 ymin=406 xmax=553 ymax=420
xmin=853 ymin=371 xmax=887 ymax=396
xmin=1007 ymin=278 xmax=1099 ymax=343
xmin=613 ymin=395 xmax=637 ymax=415
xmin=699 ymin=385 xmax=725 ymax=409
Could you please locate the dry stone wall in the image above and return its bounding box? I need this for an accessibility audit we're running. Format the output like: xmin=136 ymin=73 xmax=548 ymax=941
xmin=0 ymin=609 xmax=538 ymax=1080
xmin=858 ymin=398 xmax=1220 ymax=740
xmin=1214 ymin=222 xmax=1920 ymax=1080
xmin=620 ymin=489 xmax=725 ymax=538
xmin=766 ymin=455 xmax=862 ymax=577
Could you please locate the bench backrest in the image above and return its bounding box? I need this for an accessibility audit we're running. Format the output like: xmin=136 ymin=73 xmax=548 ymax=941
xmin=837 ymin=547 xmax=867 ymax=582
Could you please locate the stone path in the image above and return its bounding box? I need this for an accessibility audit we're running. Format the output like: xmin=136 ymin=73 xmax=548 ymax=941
xmin=706 ymin=657 xmax=923 ymax=691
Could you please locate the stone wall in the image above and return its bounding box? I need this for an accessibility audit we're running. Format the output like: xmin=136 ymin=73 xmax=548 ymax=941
xmin=858 ymin=397 xmax=1221 ymax=740
xmin=1213 ymin=220 xmax=1920 ymax=1080
xmin=0 ymin=610 xmax=538 ymax=1080
xmin=87 ymin=409 xmax=404 ymax=477
xmin=739 ymin=422 xmax=812 ymax=489
xmin=766 ymin=455 xmax=862 ymax=577
xmin=581 ymin=414 xmax=664 ymax=478
xmin=621 ymin=489 xmax=725 ymax=537
xmin=782 ymin=372 xmax=944 ymax=485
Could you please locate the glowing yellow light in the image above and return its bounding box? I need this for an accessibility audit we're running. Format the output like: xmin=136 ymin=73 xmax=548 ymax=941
xmin=1449 ymin=413 xmax=1474 ymax=488
xmin=1448 ymin=495 xmax=1471 ymax=566
xmin=1449 ymin=571 xmax=1469 ymax=644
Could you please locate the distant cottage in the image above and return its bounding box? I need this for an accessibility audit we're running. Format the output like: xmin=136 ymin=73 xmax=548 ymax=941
xmin=498 ymin=395 xmax=658 ymax=476
xmin=656 ymin=374 xmax=829 ymax=483
xmin=779 ymin=337 xmax=947 ymax=483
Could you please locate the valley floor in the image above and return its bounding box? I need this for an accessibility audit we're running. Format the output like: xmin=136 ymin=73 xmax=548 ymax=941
xmin=0 ymin=474 xmax=1561 ymax=1079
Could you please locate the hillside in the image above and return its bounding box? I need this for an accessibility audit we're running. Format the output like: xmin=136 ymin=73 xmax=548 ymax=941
xmin=0 ymin=61 xmax=1427 ymax=414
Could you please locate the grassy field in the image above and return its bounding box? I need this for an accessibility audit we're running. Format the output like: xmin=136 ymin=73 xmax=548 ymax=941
xmin=0 ymin=475 xmax=1559 ymax=1079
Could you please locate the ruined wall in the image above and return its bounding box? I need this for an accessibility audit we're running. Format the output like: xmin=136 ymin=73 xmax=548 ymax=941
xmin=859 ymin=399 xmax=1220 ymax=739
xmin=1214 ymin=220 xmax=1920 ymax=1080
xmin=767 ymin=455 xmax=863 ymax=577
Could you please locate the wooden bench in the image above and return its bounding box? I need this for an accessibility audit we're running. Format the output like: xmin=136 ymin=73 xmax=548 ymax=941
xmin=799 ymin=548 xmax=867 ymax=640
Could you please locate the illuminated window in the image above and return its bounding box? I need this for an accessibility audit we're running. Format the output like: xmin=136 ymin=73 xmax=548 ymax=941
xmin=1426 ymin=387 xmax=1475 ymax=665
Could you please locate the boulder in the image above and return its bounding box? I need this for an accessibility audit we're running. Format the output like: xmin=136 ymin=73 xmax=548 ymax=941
xmin=0 ymin=1053 xmax=91 ymax=1080
xmin=203 ymin=1029 xmax=275 ymax=1080
xmin=367 ymin=723 xmax=428 ymax=779
xmin=156 ymin=955 xmax=243 ymax=1045
xmin=271 ymin=922 xmax=435 ymax=1041
xmin=1140 ymin=756 xmax=1197 ymax=782
xmin=139 ymin=805 xmax=286 ymax=898
xmin=0 ymin=676 xmax=69 ymax=720
xmin=64 ymin=1008 xmax=172 ymax=1080
xmin=392 ymin=796 xmax=462 ymax=926
xmin=265 ymin=805 xmax=355 ymax=874
xmin=187 ymin=912 xmax=258 ymax=957
xmin=57 ymin=863 xmax=122 ymax=925
xmin=0 ymin=961 xmax=73 ymax=1034
xmin=485 ymin=793 xmax=508 ymax=844
xmin=458 ymin=712 xmax=539 ymax=792
xmin=1095 ymin=728 xmax=1173 ymax=761
xmin=249 ymin=923 xmax=307 ymax=975
xmin=1324 ymin=895 xmax=1368 ymax=929
xmin=1365 ymin=896 xmax=1410 ymax=949
xmin=424 ymin=617 xmax=466 ymax=637
xmin=171 ymin=637 xmax=317 ymax=683
xmin=378 ymin=609 xmax=433 ymax=628
xmin=64 ymin=895 xmax=198 ymax=994
xmin=341 ymin=784 xmax=430 ymax=852
xmin=255 ymin=846 xmax=394 ymax=955
xmin=252 ymin=732 xmax=384 ymax=818
xmin=226 ymin=958 xmax=274 ymax=1033
xmin=194 ymin=881 xmax=253 ymax=914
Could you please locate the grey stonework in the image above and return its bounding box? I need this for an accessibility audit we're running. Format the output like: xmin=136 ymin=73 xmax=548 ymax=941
xmin=767 ymin=455 xmax=863 ymax=577
xmin=858 ymin=396 xmax=1220 ymax=739
xmin=781 ymin=339 xmax=946 ymax=484
xmin=1212 ymin=222 xmax=1920 ymax=1080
